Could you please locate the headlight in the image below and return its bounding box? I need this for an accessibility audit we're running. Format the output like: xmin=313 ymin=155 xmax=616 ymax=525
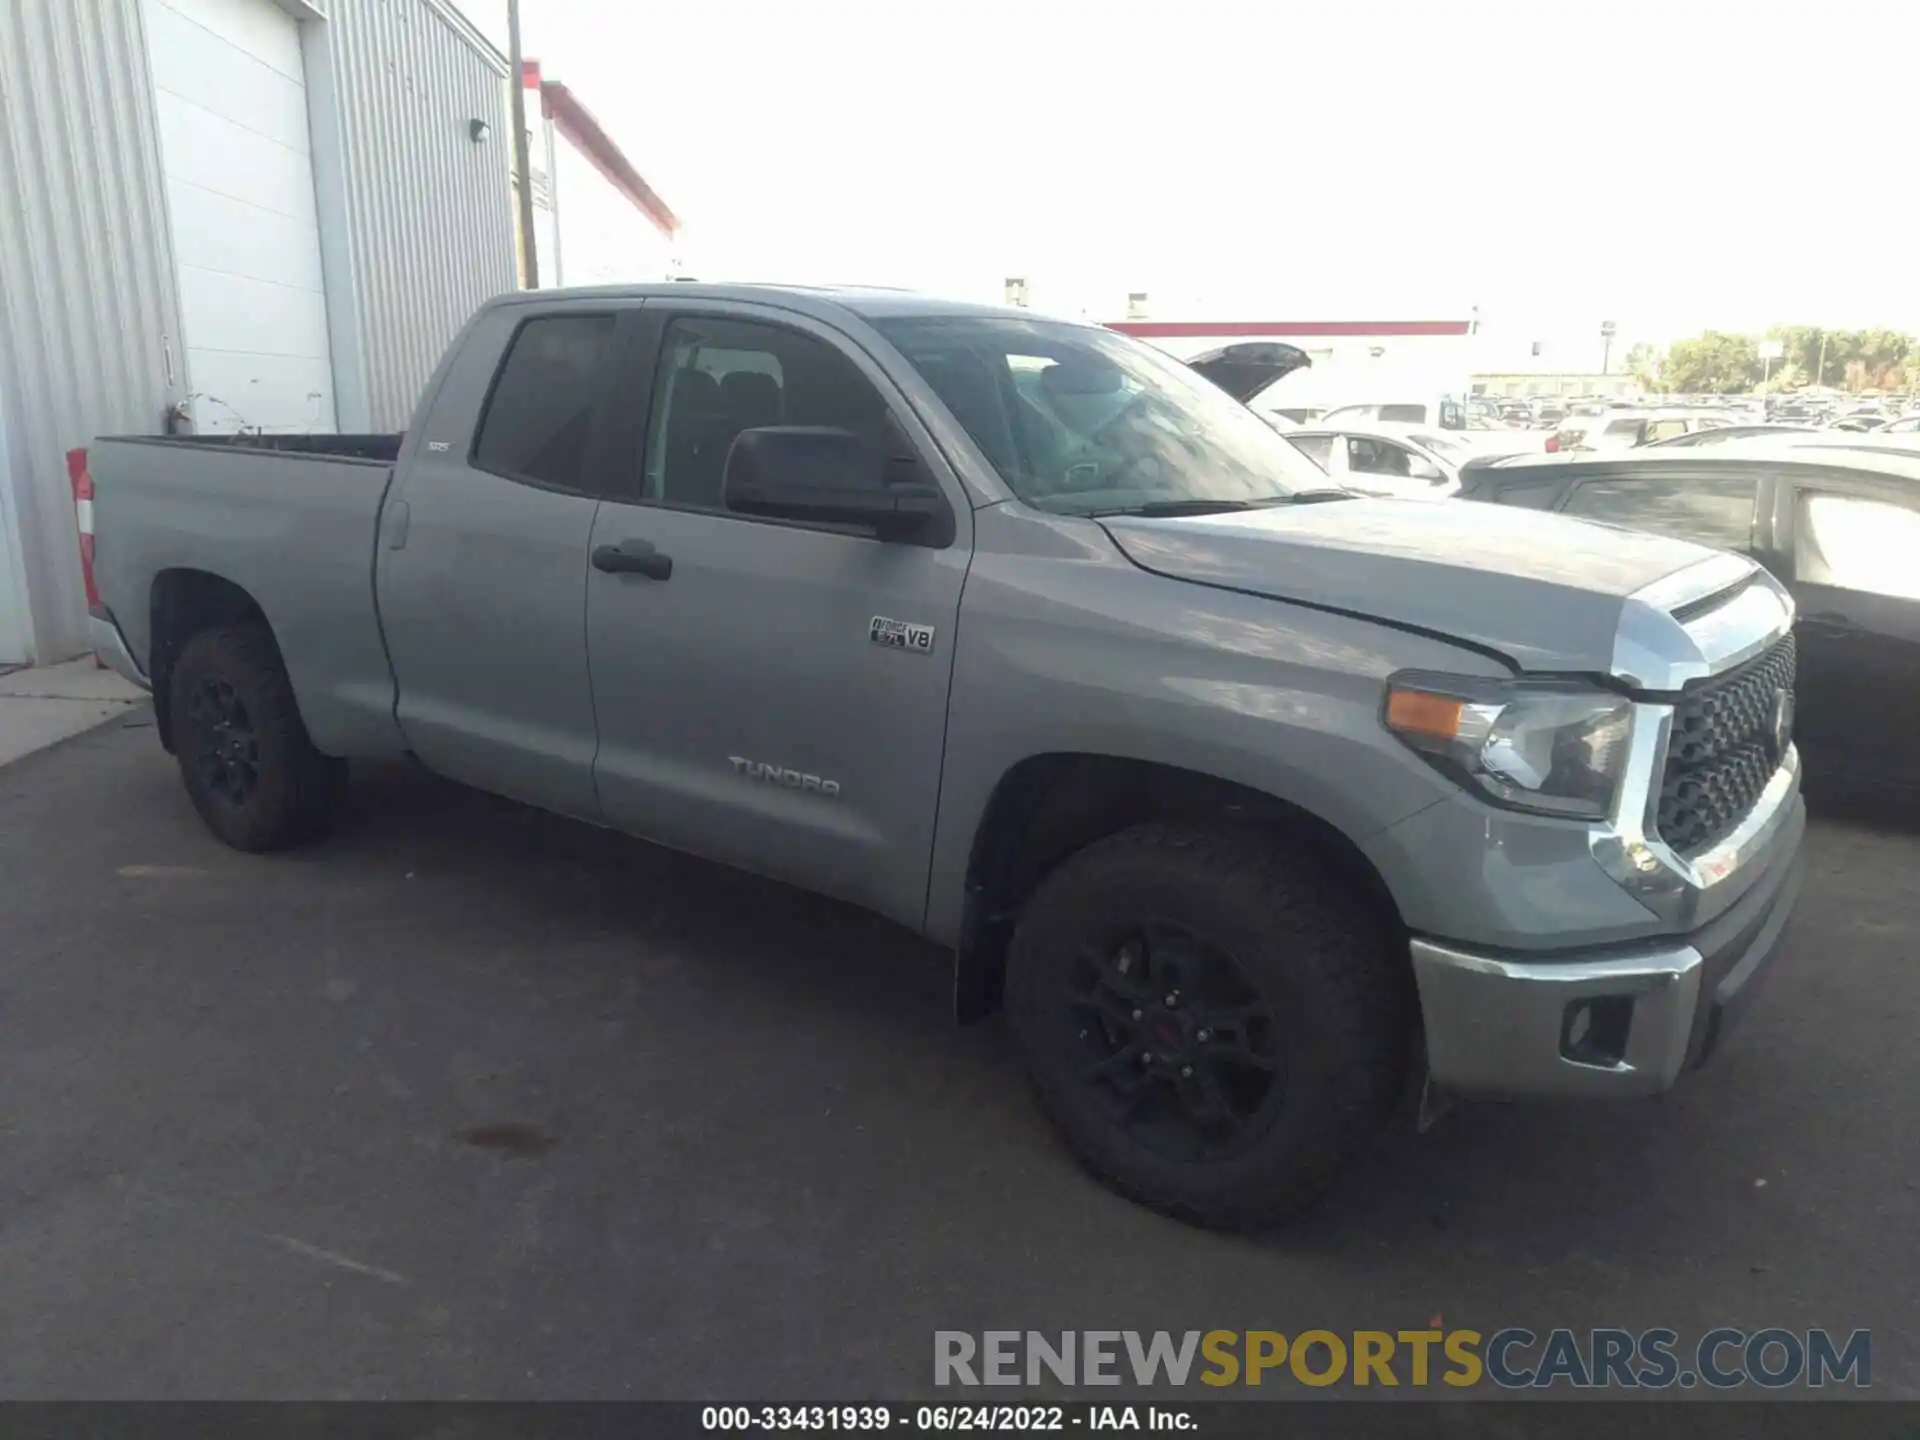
xmin=1385 ymin=677 xmax=1633 ymax=820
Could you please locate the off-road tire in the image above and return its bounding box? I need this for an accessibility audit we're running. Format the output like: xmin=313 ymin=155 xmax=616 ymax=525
xmin=169 ymin=624 xmax=348 ymax=851
xmin=1005 ymin=821 xmax=1410 ymax=1230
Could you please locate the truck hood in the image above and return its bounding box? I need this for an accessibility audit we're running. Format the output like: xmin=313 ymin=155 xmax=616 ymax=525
xmin=1100 ymin=500 xmax=1727 ymax=673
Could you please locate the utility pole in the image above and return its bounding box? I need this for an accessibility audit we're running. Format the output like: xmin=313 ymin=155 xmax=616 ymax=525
xmin=1815 ymin=330 xmax=1829 ymax=391
xmin=507 ymin=0 xmax=540 ymax=290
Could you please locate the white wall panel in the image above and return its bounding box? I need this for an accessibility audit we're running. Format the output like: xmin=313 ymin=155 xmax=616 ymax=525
xmin=161 ymin=0 xmax=304 ymax=78
xmin=175 ymin=267 xmax=333 ymax=363
xmin=185 ymin=350 xmax=338 ymax=431
xmin=146 ymin=0 xmax=335 ymax=433
xmin=318 ymin=0 xmax=516 ymax=430
xmin=0 ymin=0 xmax=184 ymax=664
xmin=165 ymin=181 xmax=329 ymax=295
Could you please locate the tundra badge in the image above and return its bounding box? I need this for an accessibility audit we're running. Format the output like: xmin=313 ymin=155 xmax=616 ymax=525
xmin=729 ymin=757 xmax=841 ymax=798
xmin=870 ymin=615 xmax=935 ymax=654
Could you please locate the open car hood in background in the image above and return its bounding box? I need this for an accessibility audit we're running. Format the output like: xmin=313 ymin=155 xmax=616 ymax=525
xmin=1184 ymin=342 xmax=1313 ymax=404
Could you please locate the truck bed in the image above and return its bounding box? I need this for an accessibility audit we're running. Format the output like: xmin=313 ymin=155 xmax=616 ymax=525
xmin=88 ymin=434 xmax=406 ymax=758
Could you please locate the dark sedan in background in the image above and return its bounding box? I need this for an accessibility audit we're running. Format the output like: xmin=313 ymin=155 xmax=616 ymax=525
xmin=1458 ymin=447 xmax=1920 ymax=802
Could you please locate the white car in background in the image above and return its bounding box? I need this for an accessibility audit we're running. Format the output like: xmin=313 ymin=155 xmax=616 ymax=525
xmin=1280 ymin=421 xmax=1535 ymax=499
xmin=1319 ymin=396 xmax=1470 ymax=431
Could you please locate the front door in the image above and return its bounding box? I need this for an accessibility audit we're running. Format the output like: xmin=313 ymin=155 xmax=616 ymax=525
xmin=584 ymin=306 xmax=970 ymax=926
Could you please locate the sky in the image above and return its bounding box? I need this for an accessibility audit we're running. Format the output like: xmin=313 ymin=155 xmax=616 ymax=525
xmin=456 ymin=0 xmax=1918 ymax=368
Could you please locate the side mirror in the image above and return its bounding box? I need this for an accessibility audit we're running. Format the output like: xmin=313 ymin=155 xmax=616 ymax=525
xmin=723 ymin=426 xmax=952 ymax=545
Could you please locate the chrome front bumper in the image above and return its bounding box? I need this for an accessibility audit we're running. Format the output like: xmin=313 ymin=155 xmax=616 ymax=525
xmin=1411 ymin=791 xmax=1806 ymax=1099
xmin=88 ymin=607 xmax=150 ymax=691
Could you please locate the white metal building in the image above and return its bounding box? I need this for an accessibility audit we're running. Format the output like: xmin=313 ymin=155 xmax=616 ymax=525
xmin=0 ymin=0 xmax=517 ymax=667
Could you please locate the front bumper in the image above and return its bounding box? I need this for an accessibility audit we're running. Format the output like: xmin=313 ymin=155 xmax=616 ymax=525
xmin=1410 ymin=793 xmax=1806 ymax=1098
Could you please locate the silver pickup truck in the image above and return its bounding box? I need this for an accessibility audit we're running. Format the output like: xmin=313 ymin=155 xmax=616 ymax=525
xmin=81 ymin=285 xmax=1806 ymax=1228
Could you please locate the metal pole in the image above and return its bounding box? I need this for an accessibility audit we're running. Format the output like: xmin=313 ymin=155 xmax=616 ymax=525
xmin=1815 ymin=331 xmax=1828 ymax=390
xmin=507 ymin=0 xmax=539 ymax=290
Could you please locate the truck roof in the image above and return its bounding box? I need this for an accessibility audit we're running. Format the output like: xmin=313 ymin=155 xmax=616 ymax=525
xmin=486 ymin=282 xmax=1071 ymax=327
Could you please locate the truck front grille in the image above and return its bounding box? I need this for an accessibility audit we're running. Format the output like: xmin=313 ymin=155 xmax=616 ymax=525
xmin=1656 ymin=632 xmax=1796 ymax=858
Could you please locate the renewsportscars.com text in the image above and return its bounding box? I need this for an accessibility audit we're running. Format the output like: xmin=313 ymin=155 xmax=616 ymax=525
xmin=934 ymin=1328 xmax=1871 ymax=1390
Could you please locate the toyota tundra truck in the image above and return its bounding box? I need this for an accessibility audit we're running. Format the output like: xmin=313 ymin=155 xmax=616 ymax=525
xmin=77 ymin=284 xmax=1806 ymax=1228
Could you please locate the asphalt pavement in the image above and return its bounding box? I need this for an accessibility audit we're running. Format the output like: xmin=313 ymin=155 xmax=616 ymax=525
xmin=0 ymin=712 xmax=1914 ymax=1399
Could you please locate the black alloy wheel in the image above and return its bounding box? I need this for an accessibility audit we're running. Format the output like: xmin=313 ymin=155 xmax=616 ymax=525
xmin=1061 ymin=921 xmax=1284 ymax=1162
xmin=186 ymin=675 xmax=261 ymax=809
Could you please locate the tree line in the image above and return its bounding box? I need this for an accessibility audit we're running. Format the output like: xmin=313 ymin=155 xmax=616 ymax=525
xmin=1622 ymin=327 xmax=1919 ymax=395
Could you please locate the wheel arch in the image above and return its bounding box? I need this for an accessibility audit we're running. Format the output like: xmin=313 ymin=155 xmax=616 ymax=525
xmin=953 ymin=753 xmax=1407 ymax=1021
xmin=148 ymin=569 xmax=274 ymax=752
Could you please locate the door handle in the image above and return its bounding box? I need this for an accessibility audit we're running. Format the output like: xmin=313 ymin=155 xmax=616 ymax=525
xmin=592 ymin=539 xmax=672 ymax=580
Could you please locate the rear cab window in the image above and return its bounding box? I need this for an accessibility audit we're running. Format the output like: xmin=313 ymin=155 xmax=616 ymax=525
xmin=473 ymin=313 xmax=619 ymax=492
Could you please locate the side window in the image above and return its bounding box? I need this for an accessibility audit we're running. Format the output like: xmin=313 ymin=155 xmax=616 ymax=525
xmin=1487 ymin=479 xmax=1566 ymax=509
xmin=473 ymin=314 xmax=618 ymax=492
xmin=1561 ymin=475 xmax=1758 ymax=550
xmin=1438 ymin=399 xmax=1465 ymax=430
xmin=1795 ymin=491 xmax=1920 ymax=600
xmin=1348 ymin=437 xmax=1412 ymax=477
xmin=1288 ymin=434 xmax=1335 ymax=470
xmin=1642 ymin=419 xmax=1689 ymax=444
xmin=1378 ymin=404 xmax=1425 ymax=424
xmin=642 ymin=316 xmax=891 ymax=511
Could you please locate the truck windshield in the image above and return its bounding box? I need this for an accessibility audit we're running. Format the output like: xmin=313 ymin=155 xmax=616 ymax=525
xmin=874 ymin=316 xmax=1328 ymax=514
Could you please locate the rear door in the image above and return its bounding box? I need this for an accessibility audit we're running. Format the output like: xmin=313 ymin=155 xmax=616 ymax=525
xmin=1778 ymin=478 xmax=1920 ymax=795
xmin=377 ymin=301 xmax=633 ymax=819
xmin=582 ymin=302 xmax=971 ymax=927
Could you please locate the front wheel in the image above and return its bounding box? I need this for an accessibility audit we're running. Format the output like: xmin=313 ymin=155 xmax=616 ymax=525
xmin=1005 ymin=822 xmax=1410 ymax=1230
xmin=170 ymin=624 xmax=348 ymax=851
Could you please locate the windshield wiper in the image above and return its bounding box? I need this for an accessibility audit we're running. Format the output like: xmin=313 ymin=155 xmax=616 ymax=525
xmin=1088 ymin=492 xmax=1355 ymax=518
xmin=1087 ymin=497 xmax=1284 ymax=518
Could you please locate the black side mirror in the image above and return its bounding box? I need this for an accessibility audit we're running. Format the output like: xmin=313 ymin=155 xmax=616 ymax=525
xmin=723 ymin=426 xmax=951 ymax=545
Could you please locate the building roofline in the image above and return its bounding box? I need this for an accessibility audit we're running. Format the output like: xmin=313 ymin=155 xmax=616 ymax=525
xmin=523 ymin=61 xmax=679 ymax=237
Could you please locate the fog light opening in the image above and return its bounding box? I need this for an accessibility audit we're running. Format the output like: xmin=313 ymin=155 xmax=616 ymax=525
xmin=1561 ymin=995 xmax=1634 ymax=1067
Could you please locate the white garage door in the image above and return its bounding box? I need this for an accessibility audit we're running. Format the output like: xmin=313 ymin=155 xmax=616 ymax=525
xmin=146 ymin=0 xmax=337 ymax=434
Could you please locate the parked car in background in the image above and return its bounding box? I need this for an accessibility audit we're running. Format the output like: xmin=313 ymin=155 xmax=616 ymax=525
xmin=1829 ymin=411 xmax=1889 ymax=432
xmin=1284 ymin=421 xmax=1536 ymax=498
xmin=1548 ymin=408 xmax=1726 ymax=453
xmin=1458 ymin=449 xmax=1920 ymax=803
xmin=1880 ymin=415 xmax=1920 ymax=434
xmin=1320 ymin=396 xmax=1469 ymax=430
xmin=1643 ymin=423 xmax=1819 ymax=449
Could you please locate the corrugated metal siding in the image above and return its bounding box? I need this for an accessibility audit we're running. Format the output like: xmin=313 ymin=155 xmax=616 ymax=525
xmin=328 ymin=0 xmax=515 ymax=430
xmin=0 ymin=0 xmax=183 ymax=664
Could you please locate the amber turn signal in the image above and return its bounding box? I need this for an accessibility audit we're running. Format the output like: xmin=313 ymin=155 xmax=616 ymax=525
xmin=1385 ymin=689 xmax=1465 ymax=740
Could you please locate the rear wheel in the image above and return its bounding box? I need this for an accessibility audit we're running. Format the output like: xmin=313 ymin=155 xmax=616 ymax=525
xmin=1005 ymin=821 xmax=1409 ymax=1229
xmin=170 ymin=625 xmax=347 ymax=851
